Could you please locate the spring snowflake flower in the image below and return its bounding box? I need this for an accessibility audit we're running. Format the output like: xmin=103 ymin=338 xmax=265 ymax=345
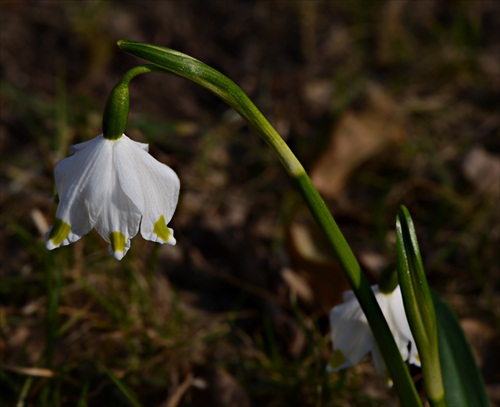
xmin=328 ymin=284 xmax=420 ymax=381
xmin=46 ymin=134 xmax=180 ymax=260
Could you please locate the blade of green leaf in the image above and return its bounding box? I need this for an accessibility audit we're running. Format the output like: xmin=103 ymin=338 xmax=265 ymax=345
xmin=432 ymin=291 xmax=490 ymax=407
xmin=396 ymin=205 xmax=445 ymax=406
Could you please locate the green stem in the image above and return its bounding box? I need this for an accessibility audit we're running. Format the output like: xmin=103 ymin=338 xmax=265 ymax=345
xmin=295 ymin=174 xmax=420 ymax=404
xmin=102 ymin=64 xmax=166 ymax=140
xmin=117 ymin=40 xmax=422 ymax=406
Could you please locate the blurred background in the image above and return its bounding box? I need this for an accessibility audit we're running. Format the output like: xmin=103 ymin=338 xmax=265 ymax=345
xmin=1 ymin=1 xmax=499 ymax=406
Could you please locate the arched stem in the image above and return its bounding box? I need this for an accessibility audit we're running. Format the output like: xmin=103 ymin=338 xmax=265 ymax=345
xmin=115 ymin=40 xmax=422 ymax=406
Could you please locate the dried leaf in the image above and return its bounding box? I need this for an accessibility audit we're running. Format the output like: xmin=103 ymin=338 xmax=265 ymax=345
xmin=286 ymin=218 xmax=350 ymax=312
xmin=310 ymin=84 xmax=405 ymax=198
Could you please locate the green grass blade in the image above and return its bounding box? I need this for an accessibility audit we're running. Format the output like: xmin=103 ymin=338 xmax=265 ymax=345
xmin=103 ymin=366 xmax=142 ymax=407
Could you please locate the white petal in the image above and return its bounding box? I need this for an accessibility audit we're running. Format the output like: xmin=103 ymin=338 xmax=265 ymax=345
xmin=342 ymin=289 xmax=357 ymax=302
xmin=383 ymin=286 xmax=421 ymax=366
xmin=329 ymin=296 xmax=375 ymax=370
xmin=408 ymin=345 xmax=420 ymax=367
xmin=128 ymin=137 xmax=149 ymax=152
xmin=69 ymin=137 xmax=100 ymax=155
xmin=92 ymin=167 xmax=141 ymax=259
xmin=385 ymin=287 xmax=413 ymax=338
xmin=371 ymin=345 xmax=388 ymax=379
xmin=114 ymin=135 xmax=180 ymax=243
xmin=329 ymin=284 xmax=420 ymax=382
xmin=53 ymin=135 xmax=113 ymax=241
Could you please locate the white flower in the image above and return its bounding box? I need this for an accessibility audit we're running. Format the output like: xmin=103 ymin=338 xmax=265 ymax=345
xmin=46 ymin=134 xmax=180 ymax=260
xmin=328 ymin=285 xmax=420 ymax=381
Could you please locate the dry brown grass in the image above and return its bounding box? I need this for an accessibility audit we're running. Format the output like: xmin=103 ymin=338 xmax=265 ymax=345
xmin=1 ymin=1 xmax=499 ymax=405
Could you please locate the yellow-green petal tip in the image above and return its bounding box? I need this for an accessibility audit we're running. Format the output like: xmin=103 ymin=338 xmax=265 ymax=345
xmin=153 ymin=215 xmax=173 ymax=243
xmin=109 ymin=231 xmax=127 ymax=260
xmin=46 ymin=218 xmax=71 ymax=249
xmin=329 ymin=349 xmax=347 ymax=370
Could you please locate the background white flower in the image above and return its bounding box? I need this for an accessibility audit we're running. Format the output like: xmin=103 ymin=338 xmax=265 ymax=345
xmin=328 ymin=285 xmax=420 ymax=381
xmin=46 ymin=134 xmax=180 ymax=260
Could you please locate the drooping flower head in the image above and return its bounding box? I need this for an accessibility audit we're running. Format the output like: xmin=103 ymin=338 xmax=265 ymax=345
xmin=46 ymin=134 xmax=180 ymax=260
xmin=46 ymin=65 xmax=180 ymax=260
xmin=328 ymin=284 xmax=420 ymax=382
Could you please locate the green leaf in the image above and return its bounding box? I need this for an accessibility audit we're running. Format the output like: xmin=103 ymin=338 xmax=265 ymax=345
xmin=396 ymin=206 xmax=436 ymax=348
xmin=396 ymin=205 xmax=445 ymax=406
xmin=432 ymin=291 xmax=490 ymax=407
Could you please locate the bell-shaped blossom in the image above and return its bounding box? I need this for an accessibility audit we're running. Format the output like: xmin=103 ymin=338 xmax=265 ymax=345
xmin=46 ymin=134 xmax=180 ymax=260
xmin=328 ymin=285 xmax=420 ymax=381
